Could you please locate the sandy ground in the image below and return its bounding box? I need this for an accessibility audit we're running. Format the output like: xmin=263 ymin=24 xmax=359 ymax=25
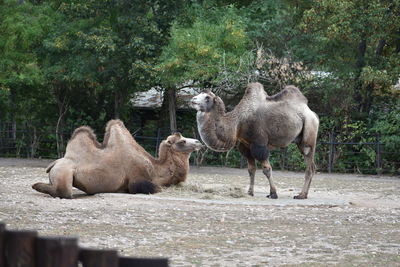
xmin=0 ymin=158 xmax=399 ymax=266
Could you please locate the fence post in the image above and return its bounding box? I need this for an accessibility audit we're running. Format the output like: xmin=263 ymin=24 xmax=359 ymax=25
xmin=279 ymin=147 xmax=288 ymax=170
xmin=79 ymin=248 xmax=119 ymax=267
xmin=376 ymin=135 xmax=382 ymax=175
xmin=4 ymin=230 xmax=38 ymax=267
xmin=240 ymin=155 xmax=245 ymax=168
xmin=35 ymin=236 xmax=79 ymax=267
xmin=0 ymin=223 xmax=5 ymax=267
xmin=119 ymin=256 xmax=169 ymax=267
xmin=328 ymin=132 xmax=335 ymax=173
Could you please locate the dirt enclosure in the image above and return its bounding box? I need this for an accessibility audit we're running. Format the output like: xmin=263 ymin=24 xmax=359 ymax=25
xmin=0 ymin=158 xmax=399 ymax=266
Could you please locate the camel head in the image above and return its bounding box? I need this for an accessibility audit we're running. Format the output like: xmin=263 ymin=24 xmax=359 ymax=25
xmin=190 ymin=90 xmax=216 ymax=112
xmin=165 ymin=133 xmax=203 ymax=153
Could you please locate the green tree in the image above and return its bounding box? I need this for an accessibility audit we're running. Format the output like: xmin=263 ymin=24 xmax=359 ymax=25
xmin=299 ymin=0 xmax=400 ymax=117
xmin=157 ymin=4 xmax=250 ymax=132
xmin=40 ymin=0 xmax=182 ymax=140
xmin=0 ymin=0 xmax=56 ymax=150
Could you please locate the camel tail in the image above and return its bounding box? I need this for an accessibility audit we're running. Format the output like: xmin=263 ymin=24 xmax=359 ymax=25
xmin=129 ymin=180 xmax=160 ymax=194
xmin=45 ymin=160 xmax=57 ymax=173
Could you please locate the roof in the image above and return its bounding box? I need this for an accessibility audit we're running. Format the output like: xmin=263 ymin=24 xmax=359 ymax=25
xmin=130 ymin=86 xmax=202 ymax=110
xmin=130 ymin=87 xmax=164 ymax=109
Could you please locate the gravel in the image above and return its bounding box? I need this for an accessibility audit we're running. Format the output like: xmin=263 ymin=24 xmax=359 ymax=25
xmin=0 ymin=158 xmax=399 ymax=266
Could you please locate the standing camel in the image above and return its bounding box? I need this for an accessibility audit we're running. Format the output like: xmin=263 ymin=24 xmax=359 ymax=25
xmin=32 ymin=119 xmax=203 ymax=199
xmin=190 ymin=82 xmax=319 ymax=199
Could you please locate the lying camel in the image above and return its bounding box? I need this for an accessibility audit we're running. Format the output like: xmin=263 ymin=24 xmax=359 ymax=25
xmin=32 ymin=119 xmax=203 ymax=199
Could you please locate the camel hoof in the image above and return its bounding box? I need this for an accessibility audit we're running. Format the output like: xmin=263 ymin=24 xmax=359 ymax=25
xmin=294 ymin=194 xmax=307 ymax=199
xmin=247 ymin=188 xmax=254 ymax=197
xmin=267 ymin=192 xmax=278 ymax=199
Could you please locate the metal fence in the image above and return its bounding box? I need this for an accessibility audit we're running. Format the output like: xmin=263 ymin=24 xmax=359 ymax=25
xmin=0 ymin=122 xmax=169 ymax=160
xmin=0 ymin=123 xmax=399 ymax=175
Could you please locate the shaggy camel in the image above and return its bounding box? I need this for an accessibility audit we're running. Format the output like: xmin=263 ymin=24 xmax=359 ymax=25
xmin=191 ymin=82 xmax=319 ymax=199
xmin=32 ymin=120 xmax=202 ymax=199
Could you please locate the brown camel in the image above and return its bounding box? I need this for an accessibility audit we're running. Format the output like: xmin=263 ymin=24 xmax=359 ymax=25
xmin=190 ymin=82 xmax=319 ymax=199
xmin=32 ymin=119 xmax=203 ymax=199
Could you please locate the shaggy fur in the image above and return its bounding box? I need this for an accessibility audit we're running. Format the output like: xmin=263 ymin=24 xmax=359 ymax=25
xmin=191 ymin=82 xmax=319 ymax=199
xmin=32 ymin=120 xmax=202 ymax=199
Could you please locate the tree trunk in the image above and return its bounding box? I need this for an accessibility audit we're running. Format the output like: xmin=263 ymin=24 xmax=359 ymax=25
xmin=56 ymin=108 xmax=66 ymax=158
xmin=395 ymin=30 xmax=400 ymax=53
xmin=114 ymin=91 xmax=120 ymax=119
xmin=54 ymin=86 xmax=68 ymax=158
xmin=375 ymin=39 xmax=386 ymax=56
xmin=30 ymin=126 xmax=40 ymax=158
xmin=8 ymin=88 xmax=17 ymax=141
xmin=354 ymin=37 xmax=367 ymax=113
xmin=356 ymin=39 xmax=367 ymax=70
xmin=167 ymin=87 xmax=177 ymax=133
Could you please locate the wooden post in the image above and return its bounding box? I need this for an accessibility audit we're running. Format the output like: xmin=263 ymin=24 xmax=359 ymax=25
xmin=35 ymin=236 xmax=79 ymax=267
xmin=155 ymin=128 xmax=161 ymax=157
xmin=280 ymin=147 xmax=288 ymax=170
xmin=376 ymin=135 xmax=382 ymax=175
xmin=119 ymin=256 xmax=169 ymax=267
xmin=0 ymin=223 xmax=5 ymax=267
xmin=328 ymin=132 xmax=335 ymax=173
xmin=4 ymin=230 xmax=38 ymax=267
xmin=240 ymin=155 xmax=245 ymax=169
xmin=79 ymin=248 xmax=119 ymax=267
xmin=167 ymin=87 xmax=177 ymax=134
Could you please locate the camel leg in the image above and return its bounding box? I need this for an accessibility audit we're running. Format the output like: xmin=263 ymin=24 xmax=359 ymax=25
xmin=238 ymin=143 xmax=256 ymax=196
xmin=32 ymin=161 xmax=73 ymax=199
xmin=32 ymin=182 xmax=58 ymax=197
xmin=261 ymin=160 xmax=278 ymax=199
xmin=295 ymin=151 xmax=316 ymax=199
xmin=295 ymin=114 xmax=318 ymax=199
xmin=247 ymin=158 xmax=256 ymax=196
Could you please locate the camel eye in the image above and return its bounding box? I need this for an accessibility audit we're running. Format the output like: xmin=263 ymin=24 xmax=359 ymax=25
xmin=205 ymin=96 xmax=210 ymax=102
xmin=178 ymin=140 xmax=186 ymax=145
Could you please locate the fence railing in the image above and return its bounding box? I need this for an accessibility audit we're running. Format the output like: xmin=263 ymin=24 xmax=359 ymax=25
xmin=319 ymin=132 xmax=385 ymax=174
xmin=0 ymin=222 xmax=168 ymax=267
xmin=0 ymin=122 xmax=170 ymax=159
xmin=271 ymin=132 xmax=398 ymax=175
xmin=0 ymin=123 xmax=399 ymax=175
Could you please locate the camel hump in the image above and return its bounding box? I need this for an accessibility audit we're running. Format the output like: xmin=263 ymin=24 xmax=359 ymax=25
xmin=105 ymin=119 xmax=125 ymax=132
xmin=245 ymin=82 xmax=265 ymax=95
xmin=247 ymin=82 xmax=264 ymax=90
xmin=102 ymin=119 xmax=128 ymax=147
xmin=266 ymin=85 xmax=308 ymax=104
xmin=70 ymin=126 xmax=101 ymax=148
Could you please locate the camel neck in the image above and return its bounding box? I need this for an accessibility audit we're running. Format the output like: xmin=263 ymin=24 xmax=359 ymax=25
xmin=196 ymin=99 xmax=242 ymax=152
xmin=152 ymin=150 xmax=189 ymax=186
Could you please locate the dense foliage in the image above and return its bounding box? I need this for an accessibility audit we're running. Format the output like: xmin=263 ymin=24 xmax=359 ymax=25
xmin=0 ymin=0 xmax=399 ymax=174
